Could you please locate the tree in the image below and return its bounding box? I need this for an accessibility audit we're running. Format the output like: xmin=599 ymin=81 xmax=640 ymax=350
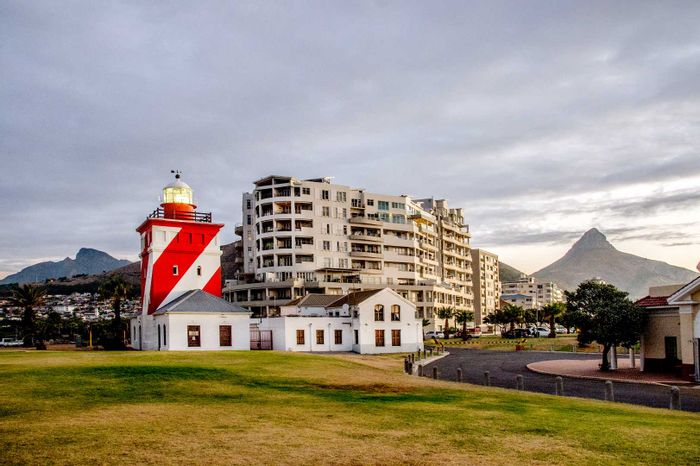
xmin=566 ymin=280 xmax=646 ymax=371
xmin=8 ymin=284 xmax=46 ymax=348
xmin=99 ymin=276 xmax=132 ymax=350
xmin=541 ymin=302 xmax=566 ymax=338
xmin=484 ymin=308 xmax=508 ymax=332
xmin=501 ymin=304 xmax=525 ymax=331
xmin=436 ymin=307 xmax=455 ymax=339
xmin=455 ymin=310 xmax=474 ymax=341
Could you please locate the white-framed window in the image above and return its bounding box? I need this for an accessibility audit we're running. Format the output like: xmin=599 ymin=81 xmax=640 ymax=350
xmin=173 ymin=265 xmax=179 ymax=276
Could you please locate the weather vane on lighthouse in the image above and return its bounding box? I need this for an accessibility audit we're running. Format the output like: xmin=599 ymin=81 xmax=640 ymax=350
xmin=171 ymin=169 xmax=182 ymax=179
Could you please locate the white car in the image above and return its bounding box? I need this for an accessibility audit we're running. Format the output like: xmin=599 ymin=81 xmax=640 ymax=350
xmin=530 ymin=327 xmax=550 ymax=338
xmin=0 ymin=338 xmax=23 ymax=347
xmin=424 ymin=331 xmax=445 ymax=340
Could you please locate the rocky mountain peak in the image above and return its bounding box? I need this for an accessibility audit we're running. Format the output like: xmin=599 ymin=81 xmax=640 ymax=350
xmin=570 ymin=228 xmax=615 ymax=252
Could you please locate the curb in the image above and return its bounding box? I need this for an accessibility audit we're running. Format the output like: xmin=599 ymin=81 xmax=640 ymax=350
xmin=526 ymin=362 xmax=695 ymax=387
xmin=411 ymin=352 xmax=450 ymax=375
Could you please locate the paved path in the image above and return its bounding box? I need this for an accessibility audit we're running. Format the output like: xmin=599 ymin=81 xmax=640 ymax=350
xmin=423 ymin=348 xmax=700 ymax=412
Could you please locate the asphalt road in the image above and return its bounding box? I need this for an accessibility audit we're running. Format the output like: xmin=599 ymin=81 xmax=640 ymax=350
xmin=423 ymin=348 xmax=700 ymax=413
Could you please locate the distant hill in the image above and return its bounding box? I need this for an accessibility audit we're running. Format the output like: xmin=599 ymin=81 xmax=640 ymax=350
xmin=499 ymin=262 xmax=526 ymax=282
xmin=0 ymin=248 xmax=132 ymax=285
xmin=532 ymin=228 xmax=699 ymax=299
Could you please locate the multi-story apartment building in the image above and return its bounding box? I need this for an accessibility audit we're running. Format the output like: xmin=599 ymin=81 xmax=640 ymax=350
xmin=470 ymin=249 xmax=501 ymax=328
xmin=500 ymin=275 xmax=564 ymax=308
xmin=224 ymin=175 xmax=474 ymax=331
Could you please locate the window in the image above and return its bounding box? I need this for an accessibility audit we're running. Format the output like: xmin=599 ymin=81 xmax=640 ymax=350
xmin=322 ymin=206 xmax=330 ymax=217
xmin=246 ymin=199 xmax=251 ymax=209
xmin=391 ymin=202 xmax=405 ymax=209
xmin=163 ymin=325 xmax=167 ymax=346
xmin=391 ymin=304 xmax=400 ymax=321
xmin=378 ymin=201 xmax=389 ymax=210
xmin=173 ymin=265 xmax=179 ymax=276
xmin=219 ymin=325 xmax=232 ymax=347
xmin=354 ymin=330 xmax=359 ymax=345
xmin=334 ymin=329 xmax=342 ymax=345
xmin=302 ymin=187 xmax=311 ymax=195
xmin=316 ymin=329 xmax=324 ymax=345
xmin=247 ymin=214 xmax=252 ymax=225
xmin=323 ymin=240 xmax=331 ymax=251
xmin=321 ymin=190 xmax=329 ymax=200
xmin=374 ymin=304 xmax=384 ymax=321
xmin=336 ymin=191 xmax=346 ymax=202
xmin=391 ymin=329 xmax=401 ymax=346
xmin=296 ymin=329 xmax=305 ymax=345
xmin=367 ymin=199 xmax=374 ymax=206
xmin=375 ymin=329 xmax=385 ymax=347
xmin=187 ymin=325 xmax=201 ymax=347
xmin=196 ymin=266 xmax=202 ymax=276
xmin=157 ymin=324 xmax=161 ymax=349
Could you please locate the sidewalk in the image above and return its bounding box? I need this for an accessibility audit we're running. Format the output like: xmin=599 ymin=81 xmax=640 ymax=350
xmin=411 ymin=351 xmax=450 ymax=375
xmin=527 ymin=358 xmax=693 ymax=385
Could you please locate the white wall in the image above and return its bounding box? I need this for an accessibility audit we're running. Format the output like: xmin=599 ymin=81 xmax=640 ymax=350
xmin=257 ymin=317 xmax=354 ymax=352
xmin=131 ymin=313 xmax=250 ymax=351
xmin=353 ymin=289 xmax=423 ymax=354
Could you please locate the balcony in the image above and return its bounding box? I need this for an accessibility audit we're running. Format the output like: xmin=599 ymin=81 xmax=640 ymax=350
xmin=148 ymin=208 xmax=212 ymax=223
xmin=350 ymin=250 xmax=383 ymax=259
xmin=349 ymin=216 xmax=382 ymax=226
xmin=349 ymin=234 xmax=383 ymax=243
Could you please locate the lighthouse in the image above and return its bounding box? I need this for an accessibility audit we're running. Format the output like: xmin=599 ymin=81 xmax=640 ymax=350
xmin=130 ymin=172 xmax=250 ymax=351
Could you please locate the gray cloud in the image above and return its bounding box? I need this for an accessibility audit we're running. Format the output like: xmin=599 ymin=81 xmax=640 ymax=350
xmin=2 ymin=1 xmax=700 ymax=275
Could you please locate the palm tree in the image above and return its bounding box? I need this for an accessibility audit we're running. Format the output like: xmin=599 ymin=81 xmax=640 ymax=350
xmin=9 ymin=284 xmax=46 ymax=348
xmin=455 ymin=310 xmax=474 ymax=341
xmin=99 ymin=276 xmax=131 ymax=349
xmin=541 ymin=302 xmax=566 ymax=338
xmin=502 ymin=304 xmax=525 ymax=332
xmin=436 ymin=306 xmax=455 ymax=339
xmin=484 ymin=308 xmax=508 ymax=333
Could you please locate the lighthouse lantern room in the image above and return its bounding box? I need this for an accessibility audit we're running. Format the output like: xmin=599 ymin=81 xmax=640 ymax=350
xmin=130 ymin=172 xmax=250 ymax=351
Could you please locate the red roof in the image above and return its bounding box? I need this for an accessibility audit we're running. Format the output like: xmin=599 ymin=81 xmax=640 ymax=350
xmin=635 ymin=295 xmax=669 ymax=307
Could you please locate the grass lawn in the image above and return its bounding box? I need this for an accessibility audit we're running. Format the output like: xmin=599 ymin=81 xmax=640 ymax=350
xmin=1 ymin=350 xmax=698 ymax=465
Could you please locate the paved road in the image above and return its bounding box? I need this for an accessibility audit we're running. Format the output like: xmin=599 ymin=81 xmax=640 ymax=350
xmin=423 ymin=348 xmax=700 ymax=412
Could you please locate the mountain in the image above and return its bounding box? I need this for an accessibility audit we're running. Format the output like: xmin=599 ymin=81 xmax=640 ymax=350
xmin=533 ymin=228 xmax=699 ymax=299
xmin=499 ymin=261 xmax=526 ymax=282
xmin=0 ymin=248 xmax=132 ymax=285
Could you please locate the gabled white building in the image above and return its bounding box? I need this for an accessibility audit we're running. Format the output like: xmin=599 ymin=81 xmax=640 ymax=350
xmin=253 ymin=287 xmax=424 ymax=354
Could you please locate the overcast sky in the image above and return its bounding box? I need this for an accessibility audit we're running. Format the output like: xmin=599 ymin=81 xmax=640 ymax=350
xmin=2 ymin=0 xmax=700 ymax=278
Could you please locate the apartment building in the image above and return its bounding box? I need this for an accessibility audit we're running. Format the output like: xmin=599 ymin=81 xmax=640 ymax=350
xmin=500 ymin=275 xmax=564 ymax=307
xmin=225 ymin=175 xmax=474 ymax=330
xmin=470 ymin=249 xmax=501 ymax=328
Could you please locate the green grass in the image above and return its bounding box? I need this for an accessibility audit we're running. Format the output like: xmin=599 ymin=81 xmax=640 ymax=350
xmin=0 ymin=350 xmax=698 ymax=465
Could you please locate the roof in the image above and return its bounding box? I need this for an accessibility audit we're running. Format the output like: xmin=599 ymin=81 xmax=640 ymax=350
xmin=327 ymin=289 xmax=384 ymax=307
xmin=668 ymin=276 xmax=700 ymax=304
xmin=286 ymin=294 xmax=344 ymax=308
xmin=154 ymin=289 xmax=250 ymax=315
xmin=635 ymin=295 xmax=671 ymax=307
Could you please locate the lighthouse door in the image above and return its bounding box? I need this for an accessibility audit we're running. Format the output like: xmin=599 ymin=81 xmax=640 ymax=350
xmin=250 ymin=330 xmax=272 ymax=350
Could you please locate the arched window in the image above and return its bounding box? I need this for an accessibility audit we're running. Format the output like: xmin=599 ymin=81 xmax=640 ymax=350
xmin=391 ymin=304 xmax=400 ymax=321
xmin=374 ymin=304 xmax=384 ymax=322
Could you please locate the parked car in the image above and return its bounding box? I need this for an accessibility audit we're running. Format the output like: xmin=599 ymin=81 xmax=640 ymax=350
xmin=501 ymin=328 xmax=531 ymax=339
xmin=452 ymin=331 xmax=473 ymax=340
xmin=0 ymin=338 xmax=23 ymax=347
xmin=424 ymin=331 xmax=445 ymax=340
xmin=555 ymin=325 xmax=568 ymax=334
xmin=529 ymin=327 xmax=550 ymax=338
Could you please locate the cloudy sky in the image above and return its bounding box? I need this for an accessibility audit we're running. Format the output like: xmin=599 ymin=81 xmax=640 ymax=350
xmin=2 ymin=0 xmax=700 ymax=278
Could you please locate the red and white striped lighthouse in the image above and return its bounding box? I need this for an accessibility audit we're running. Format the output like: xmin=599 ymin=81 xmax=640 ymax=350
xmin=136 ymin=172 xmax=224 ymax=316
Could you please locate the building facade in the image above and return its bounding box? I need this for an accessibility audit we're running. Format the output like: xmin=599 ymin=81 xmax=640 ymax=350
xmin=254 ymin=288 xmax=423 ymax=354
xmin=470 ymin=248 xmax=501 ymax=328
xmin=636 ymin=279 xmax=700 ymax=382
xmin=225 ymin=175 xmax=474 ymax=331
xmin=500 ymin=275 xmax=564 ymax=308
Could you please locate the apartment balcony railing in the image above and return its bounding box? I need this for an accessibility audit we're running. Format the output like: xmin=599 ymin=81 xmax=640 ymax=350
xmin=348 ymin=234 xmax=383 ymax=243
xmin=349 ymin=216 xmax=382 ymax=226
xmin=350 ymin=250 xmax=383 ymax=259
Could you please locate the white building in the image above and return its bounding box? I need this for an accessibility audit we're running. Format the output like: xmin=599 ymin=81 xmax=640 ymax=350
xmin=254 ymin=288 xmax=424 ymax=354
xmin=501 ymin=275 xmax=564 ymax=308
xmin=500 ymin=293 xmax=538 ymax=310
xmin=225 ymin=175 xmax=474 ymax=332
xmin=470 ymin=248 xmax=501 ymax=328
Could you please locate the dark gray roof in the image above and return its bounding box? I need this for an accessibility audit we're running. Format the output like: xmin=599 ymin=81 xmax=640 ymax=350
xmin=154 ymin=289 xmax=251 ymax=315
